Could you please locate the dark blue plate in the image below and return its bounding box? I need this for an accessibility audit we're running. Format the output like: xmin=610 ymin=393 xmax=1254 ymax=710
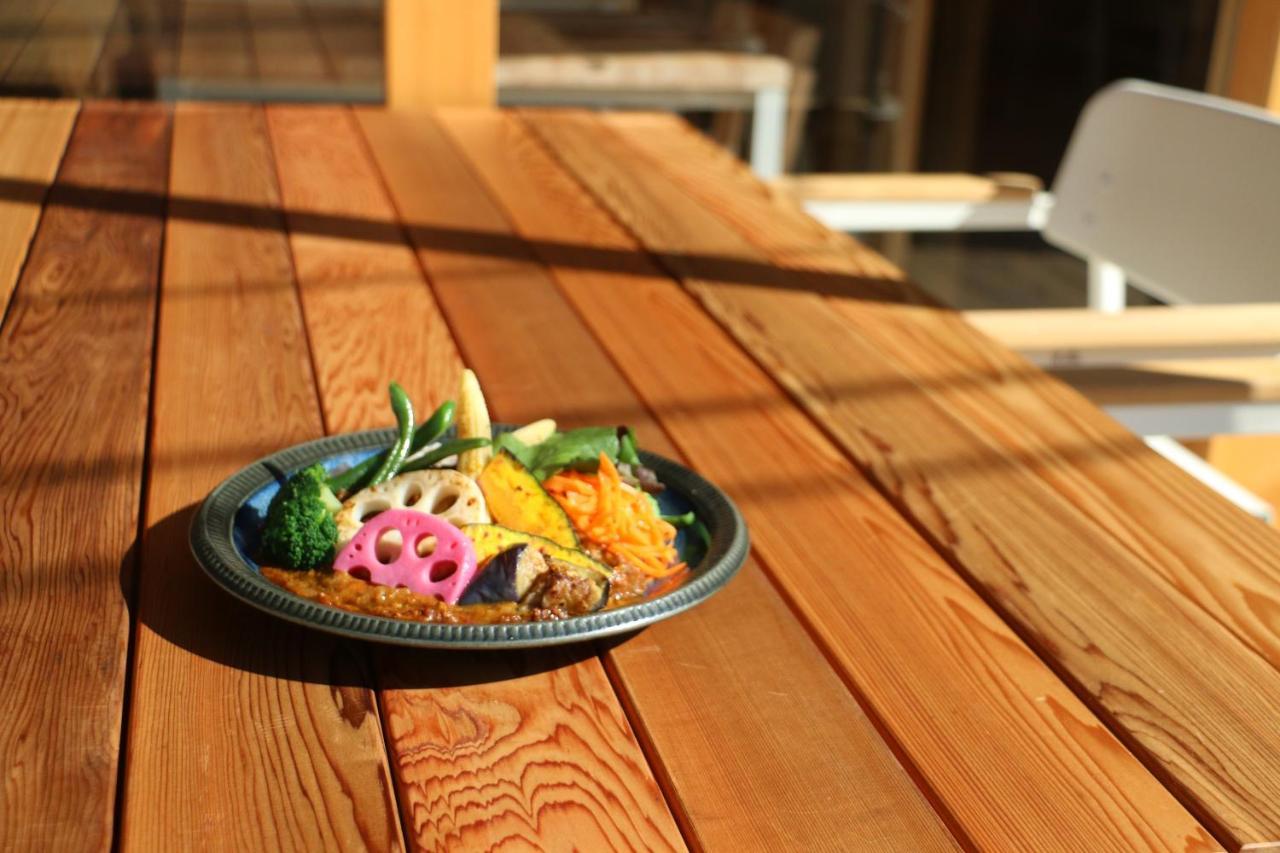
xmin=190 ymin=426 xmax=749 ymax=648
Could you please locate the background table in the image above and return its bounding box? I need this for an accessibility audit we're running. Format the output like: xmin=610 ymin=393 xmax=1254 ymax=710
xmin=4 ymin=99 xmax=1280 ymax=851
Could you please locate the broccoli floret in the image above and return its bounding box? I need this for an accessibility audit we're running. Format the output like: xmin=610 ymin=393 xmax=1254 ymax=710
xmin=261 ymin=463 xmax=342 ymax=569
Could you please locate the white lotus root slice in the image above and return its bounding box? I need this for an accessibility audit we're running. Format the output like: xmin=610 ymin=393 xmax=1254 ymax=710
xmin=335 ymin=470 xmax=489 ymax=555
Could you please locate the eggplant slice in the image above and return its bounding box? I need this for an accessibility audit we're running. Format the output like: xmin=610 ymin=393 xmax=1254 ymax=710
xmin=459 ymin=545 xmax=610 ymax=615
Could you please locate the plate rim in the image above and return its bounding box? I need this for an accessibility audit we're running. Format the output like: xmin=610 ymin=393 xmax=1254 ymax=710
xmin=189 ymin=426 xmax=749 ymax=648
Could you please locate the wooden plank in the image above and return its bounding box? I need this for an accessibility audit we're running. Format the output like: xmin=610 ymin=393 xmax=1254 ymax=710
xmin=356 ymin=105 xmax=960 ymax=851
xmin=775 ymin=171 xmax=1041 ymax=202
xmin=263 ymin=104 xmax=684 ymax=852
xmin=1054 ymin=358 xmax=1280 ymax=406
xmin=496 ymin=51 xmax=791 ymax=95
xmin=384 ymin=0 xmax=496 ymax=108
xmin=176 ymin=0 xmax=255 ymax=83
xmin=0 ymin=0 xmax=59 ymax=79
xmin=0 ymin=102 xmax=165 ymax=853
xmin=119 ymin=103 xmax=403 ymax=851
xmin=0 ymin=99 xmax=78 ymax=314
xmin=965 ymin=304 xmax=1280 ymax=358
xmin=304 ymin=0 xmax=380 ymax=86
xmin=559 ymin=109 xmax=1280 ymax=846
xmin=5 ymin=0 xmax=119 ymax=93
xmin=246 ymin=0 xmax=331 ymax=85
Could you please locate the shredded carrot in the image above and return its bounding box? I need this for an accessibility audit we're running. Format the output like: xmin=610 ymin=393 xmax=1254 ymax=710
xmin=543 ymin=453 xmax=687 ymax=579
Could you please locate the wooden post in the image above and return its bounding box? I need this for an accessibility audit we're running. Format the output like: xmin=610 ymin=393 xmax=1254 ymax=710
xmin=1204 ymin=0 xmax=1280 ymax=526
xmin=1208 ymin=0 xmax=1280 ymax=111
xmin=384 ymin=0 xmax=498 ymax=108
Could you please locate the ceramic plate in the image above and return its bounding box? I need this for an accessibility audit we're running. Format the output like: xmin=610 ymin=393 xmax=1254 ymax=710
xmin=190 ymin=426 xmax=749 ymax=648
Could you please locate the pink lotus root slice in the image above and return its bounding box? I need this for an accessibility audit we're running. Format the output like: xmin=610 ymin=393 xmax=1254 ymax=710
xmin=332 ymin=509 xmax=477 ymax=602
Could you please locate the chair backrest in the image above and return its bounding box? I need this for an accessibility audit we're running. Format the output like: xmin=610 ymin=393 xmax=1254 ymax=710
xmin=1045 ymin=79 xmax=1280 ymax=305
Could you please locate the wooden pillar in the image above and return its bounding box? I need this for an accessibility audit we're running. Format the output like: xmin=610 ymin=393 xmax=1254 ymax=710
xmin=1204 ymin=0 xmax=1280 ymax=525
xmin=1208 ymin=0 xmax=1280 ymax=110
xmin=385 ymin=0 xmax=498 ymax=108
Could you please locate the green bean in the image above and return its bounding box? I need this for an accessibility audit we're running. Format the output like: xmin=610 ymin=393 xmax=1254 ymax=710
xmin=409 ymin=400 xmax=455 ymax=456
xmin=368 ymin=382 xmax=414 ymax=487
xmin=398 ymin=437 xmax=491 ymax=473
xmin=328 ymin=399 xmax=455 ymax=495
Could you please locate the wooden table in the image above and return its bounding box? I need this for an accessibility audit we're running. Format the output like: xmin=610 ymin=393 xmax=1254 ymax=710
xmin=4 ymin=100 xmax=1280 ymax=852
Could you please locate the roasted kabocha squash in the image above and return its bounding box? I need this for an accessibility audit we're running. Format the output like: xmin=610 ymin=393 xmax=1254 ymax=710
xmin=476 ymin=451 xmax=579 ymax=548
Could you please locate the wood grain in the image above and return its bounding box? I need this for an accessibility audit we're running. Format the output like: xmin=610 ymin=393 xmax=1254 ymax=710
xmin=506 ymin=108 xmax=1223 ymax=850
xmin=0 ymin=99 xmax=78 ymax=314
xmin=263 ymin=105 xmax=458 ymax=432
xmin=550 ymin=109 xmax=1280 ymax=846
xmin=360 ymin=105 xmax=959 ymax=852
xmin=377 ymin=651 xmax=685 ymax=851
xmin=120 ymin=103 xmax=402 ymax=852
xmin=0 ymin=102 xmax=166 ymax=853
xmin=265 ymin=104 xmax=683 ymax=852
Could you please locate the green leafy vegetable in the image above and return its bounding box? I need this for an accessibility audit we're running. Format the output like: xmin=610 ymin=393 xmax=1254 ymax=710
xmin=618 ymin=427 xmax=640 ymax=466
xmin=492 ymin=431 xmax=537 ymax=470
xmin=504 ymin=426 xmax=623 ymax=481
xmin=261 ymin=463 xmax=341 ymax=569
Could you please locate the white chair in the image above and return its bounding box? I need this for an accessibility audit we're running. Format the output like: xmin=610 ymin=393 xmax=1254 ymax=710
xmin=783 ymin=80 xmax=1280 ymax=521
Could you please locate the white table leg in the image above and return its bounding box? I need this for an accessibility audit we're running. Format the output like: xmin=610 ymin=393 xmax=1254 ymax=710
xmin=750 ymin=86 xmax=787 ymax=179
xmin=1087 ymin=257 xmax=1127 ymax=312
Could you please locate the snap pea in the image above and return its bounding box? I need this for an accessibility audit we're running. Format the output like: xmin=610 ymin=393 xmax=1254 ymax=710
xmin=368 ymin=382 xmax=415 ymax=487
xmin=328 ymin=399 xmax=455 ymax=495
xmin=397 ymin=437 xmax=491 ymax=473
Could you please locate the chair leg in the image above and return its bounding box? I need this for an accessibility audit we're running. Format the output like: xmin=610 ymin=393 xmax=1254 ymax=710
xmin=1144 ymin=435 xmax=1275 ymax=523
xmin=1087 ymin=258 xmax=1127 ymax=312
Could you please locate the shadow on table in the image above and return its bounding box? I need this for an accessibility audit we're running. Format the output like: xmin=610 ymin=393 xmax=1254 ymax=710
xmin=132 ymin=507 xmax=633 ymax=690
xmin=0 ymin=176 xmax=914 ymax=304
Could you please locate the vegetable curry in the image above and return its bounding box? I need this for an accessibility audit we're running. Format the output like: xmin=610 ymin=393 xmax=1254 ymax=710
xmin=258 ymin=371 xmax=698 ymax=624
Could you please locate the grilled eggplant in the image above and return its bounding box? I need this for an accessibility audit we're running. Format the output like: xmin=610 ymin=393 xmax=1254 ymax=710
xmin=458 ymin=544 xmax=610 ymax=615
xmin=458 ymin=544 xmax=546 ymax=605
